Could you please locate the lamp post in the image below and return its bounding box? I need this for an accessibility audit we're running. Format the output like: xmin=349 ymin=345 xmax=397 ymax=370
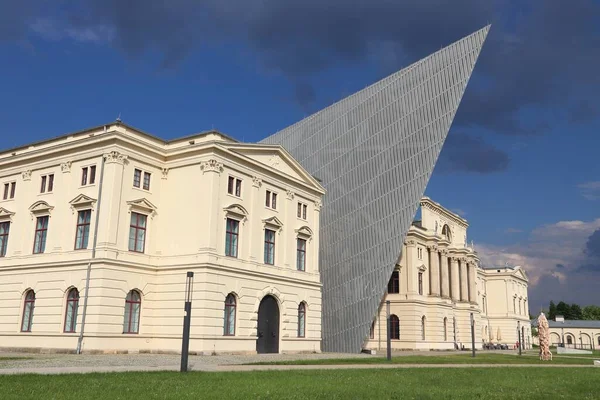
xmin=386 ymin=300 xmax=391 ymax=361
xmin=579 ymin=331 xmax=583 ymax=350
xmin=180 ymin=271 xmax=194 ymax=372
xmin=517 ymin=321 xmax=521 ymax=354
xmin=470 ymin=312 xmax=475 ymax=358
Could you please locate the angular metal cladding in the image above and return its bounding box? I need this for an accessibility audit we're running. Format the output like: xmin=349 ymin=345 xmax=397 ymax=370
xmin=261 ymin=26 xmax=490 ymax=353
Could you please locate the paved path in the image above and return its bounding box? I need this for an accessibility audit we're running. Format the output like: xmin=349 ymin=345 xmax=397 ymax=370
xmin=0 ymin=362 xmax=596 ymax=375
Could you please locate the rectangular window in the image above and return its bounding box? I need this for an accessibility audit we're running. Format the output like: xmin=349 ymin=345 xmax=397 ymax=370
xmin=225 ymin=218 xmax=239 ymax=257
xmin=33 ymin=216 xmax=49 ymax=254
xmin=265 ymin=190 xmax=271 ymax=207
xmin=81 ymin=167 xmax=88 ymax=186
xmin=264 ymin=229 xmax=275 ymax=265
xmin=227 ymin=177 xmax=242 ymax=197
xmin=388 ymin=271 xmax=399 ymax=293
xmin=272 ymin=193 xmax=277 ymax=209
xmin=297 ymin=202 xmax=308 ymax=220
xmin=143 ymin=172 xmax=151 ymax=190
xmin=40 ymin=175 xmax=47 ymax=193
xmin=417 ymin=247 xmax=423 ymax=260
xmin=10 ymin=182 xmax=15 ymax=199
xmin=47 ymin=174 xmax=54 ymax=192
xmin=265 ymin=190 xmax=278 ymax=210
xmin=0 ymin=222 xmax=9 ymax=257
xmin=303 ymin=204 xmax=307 ymax=220
xmin=74 ymin=210 xmax=92 ymax=250
xmin=297 ymin=202 xmax=302 ymax=218
xmin=133 ymin=169 xmax=142 ymax=188
xmin=418 ymin=272 xmax=423 ymax=295
xmin=128 ymin=212 xmax=147 ymax=253
xmin=89 ymin=165 xmax=96 ymax=184
xmin=297 ymin=238 xmax=306 ymax=271
xmin=3 ymin=183 xmax=8 ymax=200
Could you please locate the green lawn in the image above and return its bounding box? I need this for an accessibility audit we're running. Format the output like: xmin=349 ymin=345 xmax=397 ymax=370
xmin=1 ymin=368 xmax=598 ymax=399
xmin=248 ymin=353 xmax=595 ymax=365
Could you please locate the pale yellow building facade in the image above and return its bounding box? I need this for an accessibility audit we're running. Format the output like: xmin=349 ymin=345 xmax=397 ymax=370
xmin=365 ymin=198 xmax=532 ymax=351
xmin=0 ymin=122 xmax=324 ymax=354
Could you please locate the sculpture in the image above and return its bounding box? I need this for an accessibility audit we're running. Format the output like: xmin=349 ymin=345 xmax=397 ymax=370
xmin=537 ymin=312 xmax=553 ymax=361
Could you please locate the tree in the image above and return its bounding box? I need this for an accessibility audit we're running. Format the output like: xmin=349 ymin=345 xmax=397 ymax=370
xmin=556 ymin=301 xmax=571 ymax=319
xmin=531 ymin=327 xmax=538 ymax=337
xmin=548 ymin=301 xmax=557 ymax=320
xmin=583 ymin=305 xmax=600 ymax=320
xmin=570 ymin=304 xmax=583 ymax=320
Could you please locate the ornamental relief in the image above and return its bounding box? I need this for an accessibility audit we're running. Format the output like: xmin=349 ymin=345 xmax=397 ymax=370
xmin=104 ymin=150 xmax=128 ymax=165
xmin=61 ymin=162 xmax=72 ymax=173
xmin=200 ymin=159 xmax=223 ymax=174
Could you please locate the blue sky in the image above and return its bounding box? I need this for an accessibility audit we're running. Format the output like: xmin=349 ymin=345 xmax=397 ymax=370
xmin=1 ymin=0 xmax=599 ymax=312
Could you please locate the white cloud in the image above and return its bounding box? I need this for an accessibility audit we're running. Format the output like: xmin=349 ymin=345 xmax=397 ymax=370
xmin=30 ymin=18 xmax=114 ymax=44
xmin=578 ymin=181 xmax=600 ymax=201
xmin=477 ymin=218 xmax=600 ymax=309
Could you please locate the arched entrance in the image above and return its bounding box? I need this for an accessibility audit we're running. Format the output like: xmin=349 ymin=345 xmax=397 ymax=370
xmin=256 ymin=295 xmax=280 ymax=354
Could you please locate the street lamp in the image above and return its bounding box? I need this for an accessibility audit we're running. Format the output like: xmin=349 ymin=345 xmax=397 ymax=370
xmin=470 ymin=312 xmax=475 ymax=358
xmin=180 ymin=271 xmax=194 ymax=372
xmin=386 ymin=300 xmax=391 ymax=361
xmin=517 ymin=321 xmax=522 ymax=355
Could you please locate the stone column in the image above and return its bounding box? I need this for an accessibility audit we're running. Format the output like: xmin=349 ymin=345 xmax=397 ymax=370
xmin=469 ymin=262 xmax=477 ymax=303
xmin=440 ymin=250 xmax=450 ymax=298
xmin=406 ymin=239 xmax=417 ymax=294
xmin=450 ymin=256 xmax=460 ymax=302
xmin=428 ymin=245 xmax=440 ymax=296
xmin=460 ymin=258 xmax=469 ymax=302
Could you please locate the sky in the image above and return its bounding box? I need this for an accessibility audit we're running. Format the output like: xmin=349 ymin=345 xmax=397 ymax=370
xmin=1 ymin=0 xmax=599 ymax=314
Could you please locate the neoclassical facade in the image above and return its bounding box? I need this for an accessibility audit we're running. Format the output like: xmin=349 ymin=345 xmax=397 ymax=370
xmin=0 ymin=121 xmax=324 ymax=354
xmin=365 ymin=198 xmax=532 ymax=351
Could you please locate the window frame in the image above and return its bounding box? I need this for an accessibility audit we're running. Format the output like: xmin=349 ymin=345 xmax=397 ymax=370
xmin=123 ymin=290 xmax=141 ymax=334
xmin=21 ymin=290 xmax=35 ymax=333
xmin=421 ymin=316 xmax=426 ymax=340
xmin=2 ymin=183 xmax=8 ymax=200
xmin=390 ymin=314 xmax=400 ymax=339
xmin=128 ymin=212 xmax=147 ymax=253
xmin=40 ymin=175 xmax=47 ymax=193
xmin=33 ymin=216 xmax=49 ymax=254
xmin=143 ymin=172 xmax=151 ymax=191
xmin=0 ymin=221 xmax=9 ymax=257
xmin=297 ymin=303 xmax=306 ymax=338
xmin=296 ymin=238 xmax=307 ymax=271
xmin=264 ymin=229 xmax=276 ymax=265
xmin=225 ymin=218 xmax=240 ymax=258
xmin=265 ymin=190 xmax=278 ymax=210
xmin=133 ymin=168 xmax=142 ymax=188
xmin=418 ymin=272 xmax=423 ymax=295
xmin=388 ymin=270 xmax=400 ymax=294
xmin=10 ymin=182 xmax=16 ymax=199
xmin=224 ymin=294 xmax=236 ymax=336
xmin=227 ymin=176 xmax=242 ymax=197
xmin=74 ymin=209 xmax=92 ymax=250
xmin=63 ymin=288 xmax=79 ymax=333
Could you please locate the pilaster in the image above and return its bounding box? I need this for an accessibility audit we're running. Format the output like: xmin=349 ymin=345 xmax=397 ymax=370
xmin=468 ymin=262 xmax=477 ymax=304
xmin=460 ymin=258 xmax=469 ymax=302
xmin=406 ymin=239 xmax=417 ymax=294
xmin=96 ymin=151 xmax=127 ymax=247
xmin=440 ymin=249 xmax=450 ymax=299
xmin=200 ymin=159 xmax=224 ymax=251
xmin=450 ymin=256 xmax=460 ymax=302
xmin=427 ymin=245 xmax=440 ymax=296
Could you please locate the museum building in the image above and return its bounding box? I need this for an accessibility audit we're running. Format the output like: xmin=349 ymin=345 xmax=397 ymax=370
xmin=0 ymin=121 xmax=324 ymax=354
xmin=365 ymin=198 xmax=532 ymax=351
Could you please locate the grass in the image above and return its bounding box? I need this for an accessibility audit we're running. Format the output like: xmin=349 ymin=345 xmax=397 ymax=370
xmin=248 ymin=353 xmax=595 ymax=365
xmin=0 ymin=357 xmax=32 ymax=361
xmin=1 ymin=368 xmax=598 ymax=399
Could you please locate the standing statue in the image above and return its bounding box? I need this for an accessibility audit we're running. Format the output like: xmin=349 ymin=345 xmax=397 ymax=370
xmin=537 ymin=312 xmax=553 ymax=361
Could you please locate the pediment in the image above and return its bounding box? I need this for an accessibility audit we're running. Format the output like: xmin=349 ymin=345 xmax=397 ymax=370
xmin=418 ymin=263 xmax=427 ymax=272
xmin=512 ymin=266 xmax=529 ymax=281
xmin=224 ymin=204 xmax=249 ymax=217
xmin=69 ymin=194 xmax=97 ymax=210
xmin=126 ymin=198 xmax=157 ymax=217
xmin=263 ymin=216 xmax=284 ymax=229
xmin=295 ymin=225 xmax=313 ymax=238
xmin=0 ymin=207 xmax=15 ymax=221
xmin=29 ymin=200 xmax=54 ymax=215
xmin=224 ymin=144 xmax=325 ymax=192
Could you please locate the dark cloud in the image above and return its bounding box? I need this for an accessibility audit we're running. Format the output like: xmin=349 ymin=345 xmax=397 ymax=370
xmin=555 ymin=263 xmax=565 ymax=269
xmin=585 ymin=229 xmax=600 ymax=258
xmin=2 ymin=1 xmax=599 ymax=138
xmin=436 ymin=133 xmax=509 ymax=174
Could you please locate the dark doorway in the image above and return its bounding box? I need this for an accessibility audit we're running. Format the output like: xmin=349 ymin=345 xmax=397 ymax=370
xmin=256 ymin=295 xmax=280 ymax=354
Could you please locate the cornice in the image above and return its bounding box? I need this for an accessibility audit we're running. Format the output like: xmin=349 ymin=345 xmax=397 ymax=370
xmin=420 ymin=197 xmax=468 ymax=228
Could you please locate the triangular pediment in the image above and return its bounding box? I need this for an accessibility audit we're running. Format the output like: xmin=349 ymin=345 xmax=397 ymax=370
xmin=0 ymin=207 xmax=15 ymax=221
xmin=263 ymin=216 xmax=284 ymax=229
xmin=224 ymin=204 xmax=249 ymax=218
xmin=126 ymin=198 xmax=157 ymax=217
xmin=29 ymin=200 xmax=54 ymax=214
xmin=222 ymin=144 xmax=325 ymax=192
xmin=69 ymin=194 xmax=97 ymax=209
xmin=418 ymin=263 xmax=427 ymax=272
xmin=512 ymin=266 xmax=528 ymax=282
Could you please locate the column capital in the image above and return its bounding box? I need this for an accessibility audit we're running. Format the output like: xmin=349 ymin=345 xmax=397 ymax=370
xmin=200 ymin=159 xmax=223 ymax=174
xmin=405 ymin=239 xmax=417 ymax=247
xmin=104 ymin=150 xmax=129 ymax=165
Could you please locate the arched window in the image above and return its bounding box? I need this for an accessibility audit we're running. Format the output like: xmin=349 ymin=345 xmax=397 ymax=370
xmin=64 ymin=288 xmax=79 ymax=333
xmin=566 ymin=335 xmax=573 ymax=345
xmin=21 ymin=290 xmax=35 ymax=332
xmin=370 ymin=321 xmax=375 ymax=339
xmin=390 ymin=315 xmax=400 ymax=339
xmin=123 ymin=290 xmax=141 ymax=334
xmin=443 ymin=317 xmax=448 ymax=341
xmin=441 ymin=224 xmax=452 ymax=242
xmin=597 ymin=336 xmax=600 ymax=346
xmin=224 ymin=294 xmax=236 ymax=336
xmin=421 ymin=316 xmax=426 ymax=340
xmin=387 ymin=270 xmax=399 ymax=294
xmin=297 ymin=303 xmax=306 ymax=338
